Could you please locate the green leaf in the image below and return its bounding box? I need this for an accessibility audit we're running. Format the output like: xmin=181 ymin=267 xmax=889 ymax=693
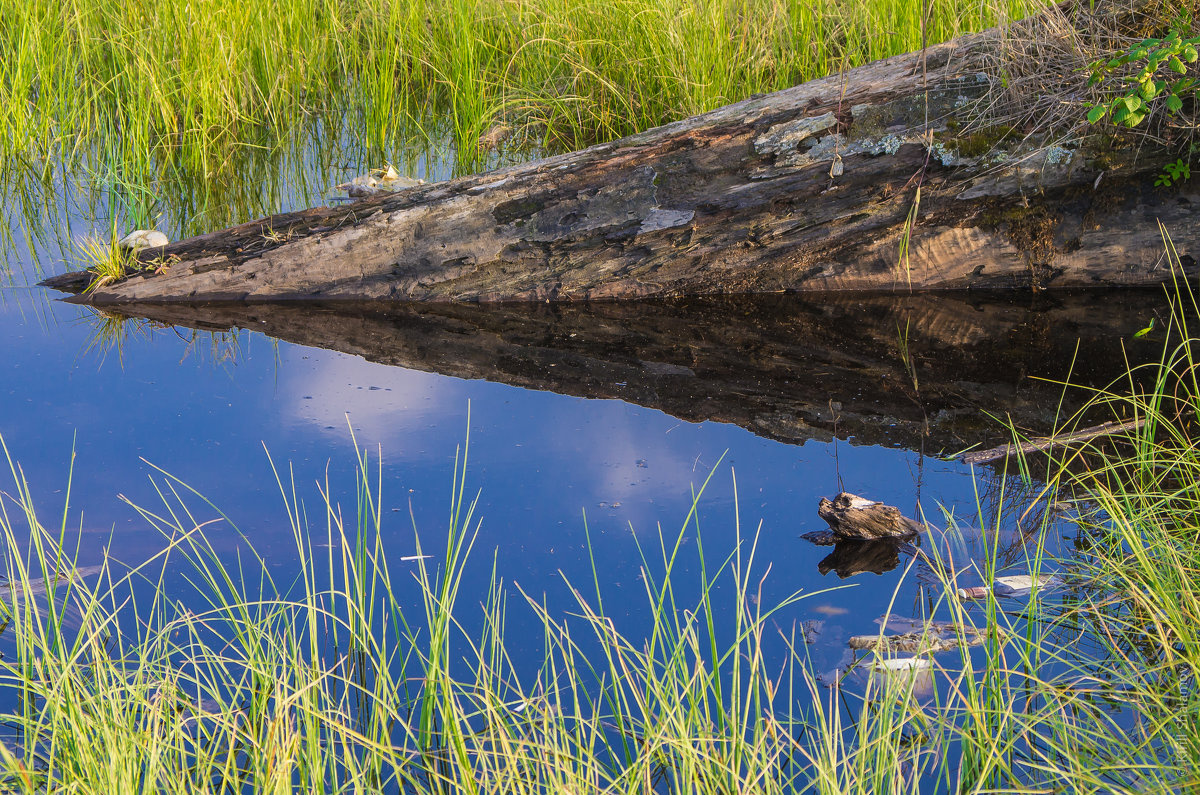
xmin=1133 ymin=318 xmax=1155 ymax=338
xmin=1185 ymin=45 xmax=1198 ymax=63
xmin=1087 ymin=105 xmax=1107 ymax=123
xmin=1124 ymin=95 xmax=1142 ymax=112
xmin=1171 ymin=55 xmax=1187 ymax=74
xmin=1127 ymin=111 xmax=1146 ymax=127
xmin=1170 ymin=77 xmax=1195 ymax=94
xmin=1168 ymin=94 xmax=1184 ymax=113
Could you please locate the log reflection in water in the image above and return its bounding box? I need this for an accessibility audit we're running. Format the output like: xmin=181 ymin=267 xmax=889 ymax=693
xmin=91 ymin=288 xmax=1167 ymax=453
xmin=817 ymin=540 xmax=903 ymax=579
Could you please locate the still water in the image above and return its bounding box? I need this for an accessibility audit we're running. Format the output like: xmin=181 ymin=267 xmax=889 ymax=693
xmin=0 ymin=148 xmax=1177 ymax=766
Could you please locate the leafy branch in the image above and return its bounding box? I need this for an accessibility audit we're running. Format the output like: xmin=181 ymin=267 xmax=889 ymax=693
xmin=1087 ymin=22 xmax=1199 ymax=128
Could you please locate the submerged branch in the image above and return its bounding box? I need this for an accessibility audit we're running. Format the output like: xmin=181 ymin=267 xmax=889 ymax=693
xmin=960 ymin=417 xmax=1147 ymax=465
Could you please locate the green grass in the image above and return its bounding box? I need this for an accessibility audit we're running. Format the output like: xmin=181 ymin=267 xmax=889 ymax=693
xmin=0 ymin=396 xmax=1188 ymax=790
xmin=74 ymin=235 xmax=128 ymax=291
xmin=0 ymin=0 xmax=1053 ymax=277
xmin=0 ymin=0 xmax=1048 ymax=184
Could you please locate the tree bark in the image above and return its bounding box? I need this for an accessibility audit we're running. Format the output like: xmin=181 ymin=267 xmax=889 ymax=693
xmin=44 ymin=5 xmax=1198 ymax=304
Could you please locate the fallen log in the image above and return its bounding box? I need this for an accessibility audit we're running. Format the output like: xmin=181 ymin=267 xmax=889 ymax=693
xmin=42 ymin=2 xmax=1199 ymax=303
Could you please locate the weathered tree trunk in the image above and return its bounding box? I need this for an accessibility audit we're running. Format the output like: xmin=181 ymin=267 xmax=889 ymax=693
xmin=45 ymin=4 xmax=1198 ymax=303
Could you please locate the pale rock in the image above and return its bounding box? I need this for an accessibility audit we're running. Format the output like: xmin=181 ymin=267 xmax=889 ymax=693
xmin=336 ymin=164 xmax=425 ymax=197
xmin=871 ymin=656 xmax=932 ymax=672
xmin=117 ymin=229 xmax=169 ymax=250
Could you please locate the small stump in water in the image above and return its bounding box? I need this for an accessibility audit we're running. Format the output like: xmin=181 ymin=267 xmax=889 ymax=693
xmin=817 ymin=492 xmax=923 ymax=540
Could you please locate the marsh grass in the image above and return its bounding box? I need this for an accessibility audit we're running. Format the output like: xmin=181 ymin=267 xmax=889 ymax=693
xmin=1018 ymin=232 xmax=1200 ymax=791
xmin=75 ymin=235 xmax=128 ymax=291
xmin=0 ymin=456 xmax=1174 ymax=793
xmin=0 ymin=429 xmax=838 ymax=793
xmin=0 ymin=0 xmax=1049 ymax=202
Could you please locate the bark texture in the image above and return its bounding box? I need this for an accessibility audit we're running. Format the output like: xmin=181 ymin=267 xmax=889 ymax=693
xmin=46 ymin=6 xmax=1199 ymax=303
xmin=818 ymin=493 xmax=925 ymax=540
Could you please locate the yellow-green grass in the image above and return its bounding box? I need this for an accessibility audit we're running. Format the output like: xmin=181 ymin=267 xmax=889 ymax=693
xmin=1 ymin=392 xmax=1199 ymax=791
xmin=0 ymin=0 xmax=1048 ymax=178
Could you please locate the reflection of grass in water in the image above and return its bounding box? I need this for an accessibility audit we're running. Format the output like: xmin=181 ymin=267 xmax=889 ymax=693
xmin=1 ymin=123 xmax=424 ymax=280
xmin=82 ymin=309 xmax=133 ymax=366
xmin=81 ymin=308 xmax=248 ymax=369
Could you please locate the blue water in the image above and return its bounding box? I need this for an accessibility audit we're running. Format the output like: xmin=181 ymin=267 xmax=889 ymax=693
xmin=1 ymin=281 xmax=994 ymax=675
xmin=0 ymin=153 xmax=1177 ymax=747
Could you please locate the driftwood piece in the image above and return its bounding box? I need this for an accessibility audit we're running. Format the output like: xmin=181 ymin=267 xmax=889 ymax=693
xmin=817 ymin=493 xmax=924 ymax=540
xmin=43 ymin=5 xmax=1198 ymax=304
xmin=848 ymin=622 xmax=996 ymax=654
xmin=960 ymin=418 xmax=1146 ymax=464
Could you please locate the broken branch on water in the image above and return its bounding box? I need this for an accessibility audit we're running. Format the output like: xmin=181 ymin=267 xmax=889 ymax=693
xmin=959 ymin=418 xmax=1146 ymax=465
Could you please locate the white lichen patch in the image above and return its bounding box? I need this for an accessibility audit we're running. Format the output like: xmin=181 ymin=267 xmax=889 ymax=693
xmin=1044 ymin=145 xmax=1074 ymax=166
xmin=863 ymin=134 xmax=904 ymax=156
xmin=754 ymin=112 xmax=838 ymax=160
xmin=956 ymin=141 xmax=1080 ymax=200
xmin=929 ymin=141 xmax=963 ymax=167
xmin=638 ymin=208 xmax=695 ymax=234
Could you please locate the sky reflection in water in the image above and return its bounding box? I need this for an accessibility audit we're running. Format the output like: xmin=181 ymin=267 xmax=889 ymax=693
xmin=0 ymin=282 xmax=1011 ymax=677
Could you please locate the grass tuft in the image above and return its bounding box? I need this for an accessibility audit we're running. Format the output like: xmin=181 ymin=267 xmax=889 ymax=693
xmin=75 ymin=235 xmax=128 ymax=292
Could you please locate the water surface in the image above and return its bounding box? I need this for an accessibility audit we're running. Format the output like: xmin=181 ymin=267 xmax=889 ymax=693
xmin=0 ymin=149 xmax=1179 ymax=780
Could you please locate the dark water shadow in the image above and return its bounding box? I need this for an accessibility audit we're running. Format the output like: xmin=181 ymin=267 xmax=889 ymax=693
xmin=817 ymin=539 xmax=904 ymax=578
xmin=88 ymin=288 xmax=1170 ymax=453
